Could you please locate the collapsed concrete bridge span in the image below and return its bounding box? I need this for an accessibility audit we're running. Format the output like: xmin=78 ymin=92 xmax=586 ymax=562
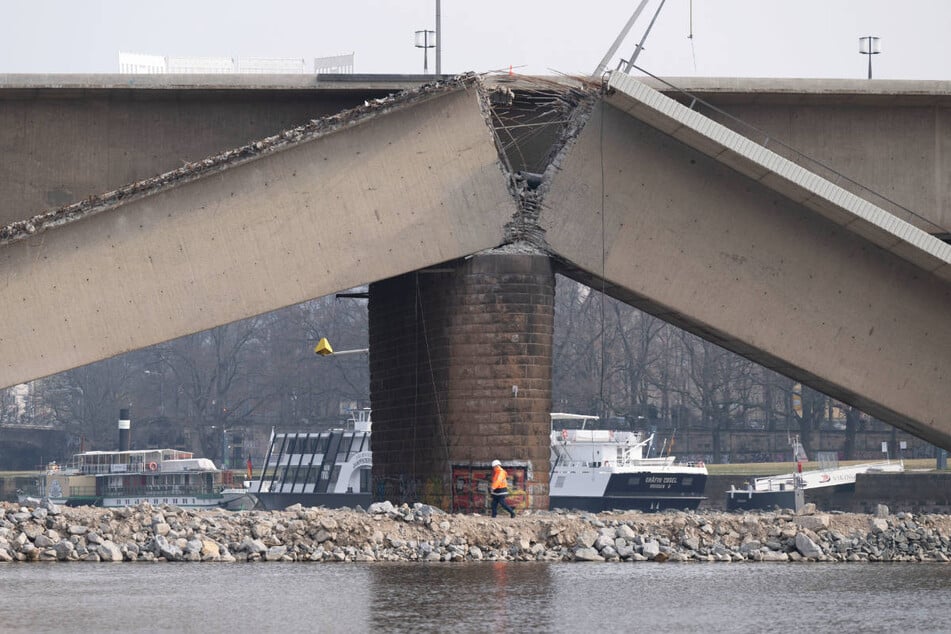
xmin=1 ymin=72 xmax=949 ymax=510
xmin=542 ymin=72 xmax=951 ymax=450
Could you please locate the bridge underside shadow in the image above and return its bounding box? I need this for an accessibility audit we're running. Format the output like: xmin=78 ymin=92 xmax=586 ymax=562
xmin=542 ymin=91 xmax=951 ymax=450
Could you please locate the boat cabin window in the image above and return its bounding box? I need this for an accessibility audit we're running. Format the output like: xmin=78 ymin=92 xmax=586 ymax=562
xmin=284 ymin=435 xmax=330 ymax=455
xmin=339 ymin=435 xmax=353 ymax=457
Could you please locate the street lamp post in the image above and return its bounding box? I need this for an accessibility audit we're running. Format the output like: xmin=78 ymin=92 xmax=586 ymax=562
xmin=415 ymin=29 xmax=436 ymax=74
xmin=222 ymin=428 xmax=228 ymax=469
xmin=859 ymin=36 xmax=881 ymax=79
xmin=210 ymin=425 xmax=235 ymax=469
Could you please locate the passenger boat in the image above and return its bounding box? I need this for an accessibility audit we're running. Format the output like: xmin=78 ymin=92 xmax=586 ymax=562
xmin=249 ymin=408 xmax=373 ymax=511
xmin=549 ymin=413 xmax=708 ymax=512
xmin=725 ymin=438 xmax=904 ymax=511
xmin=28 ymin=448 xmax=241 ymax=508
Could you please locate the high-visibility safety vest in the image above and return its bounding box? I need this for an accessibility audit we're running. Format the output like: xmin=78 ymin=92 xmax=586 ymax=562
xmin=491 ymin=466 xmax=509 ymax=495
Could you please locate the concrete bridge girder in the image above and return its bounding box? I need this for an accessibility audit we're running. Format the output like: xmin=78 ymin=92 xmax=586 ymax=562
xmin=657 ymin=77 xmax=951 ymax=234
xmin=542 ymin=95 xmax=951 ymax=449
xmin=0 ymin=85 xmax=516 ymax=388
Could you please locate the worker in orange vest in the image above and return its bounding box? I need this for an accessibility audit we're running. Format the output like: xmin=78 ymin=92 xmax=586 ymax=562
xmin=490 ymin=459 xmax=516 ymax=518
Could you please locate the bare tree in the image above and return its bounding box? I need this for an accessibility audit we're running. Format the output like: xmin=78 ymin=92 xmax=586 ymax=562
xmin=793 ymin=384 xmax=828 ymax=457
xmin=676 ymin=332 xmax=755 ymax=462
xmin=552 ymin=276 xmax=607 ymax=416
xmin=42 ymin=356 xmax=137 ymax=449
xmin=159 ymin=319 xmax=265 ymax=461
xmin=604 ymin=302 xmax=665 ymax=425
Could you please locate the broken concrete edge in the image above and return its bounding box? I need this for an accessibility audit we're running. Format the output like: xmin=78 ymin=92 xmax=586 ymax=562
xmin=0 ymin=72 xmax=484 ymax=248
xmin=482 ymin=75 xmax=602 ymax=253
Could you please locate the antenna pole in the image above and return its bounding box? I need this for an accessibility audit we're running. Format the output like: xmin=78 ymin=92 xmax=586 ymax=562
xmin=592 ymin=0 xmax=650 ymax=77
xmin=435 ymin=0 xmax=441 ymax=75
xmin=622 ymin=0 xmax=667 ymax=73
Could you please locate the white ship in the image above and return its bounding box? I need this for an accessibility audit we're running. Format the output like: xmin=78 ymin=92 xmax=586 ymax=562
xmin=549 ymin=413 xmax=708 ymax=512
xmin=249 ymin=409 xmax=373 ymax=510
xmin=726 ymin=437 xmax=904 ymax=511
xmin=26 ymin=449 xmax=240 ymax=508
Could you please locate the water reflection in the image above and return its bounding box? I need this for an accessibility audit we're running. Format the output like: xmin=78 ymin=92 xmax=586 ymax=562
xmin=2 ymin=562 xmax=950 ymax=633
xmin=369 ymin=561 xmax=554 ymax=633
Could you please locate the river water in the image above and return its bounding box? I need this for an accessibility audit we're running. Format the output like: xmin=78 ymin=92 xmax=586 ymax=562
xmin=2 ymin=563 xmax=948 ymax=633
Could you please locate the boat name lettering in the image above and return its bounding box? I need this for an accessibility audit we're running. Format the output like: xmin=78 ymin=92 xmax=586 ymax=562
xmin=644 ymin=476 xmax=679 ymax=484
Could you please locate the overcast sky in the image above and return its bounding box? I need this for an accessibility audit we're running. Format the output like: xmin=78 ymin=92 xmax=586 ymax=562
xmin=1 ymin=1 xmax=948 ymax=80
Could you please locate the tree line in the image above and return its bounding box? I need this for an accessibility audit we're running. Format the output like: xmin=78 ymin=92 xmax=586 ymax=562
xmin=1 ymin=276 xmax=891 ymax=462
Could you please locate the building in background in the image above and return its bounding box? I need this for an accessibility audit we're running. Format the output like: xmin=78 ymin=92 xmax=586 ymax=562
xmin=118 ymin=52 xmax=354 ymax=74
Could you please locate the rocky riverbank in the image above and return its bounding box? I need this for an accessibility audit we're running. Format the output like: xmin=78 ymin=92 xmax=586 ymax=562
xmin=2 ymin=499 xmax=950 ymax=564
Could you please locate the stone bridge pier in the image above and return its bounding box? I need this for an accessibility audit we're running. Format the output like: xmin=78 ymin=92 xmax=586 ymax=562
xmin=368 ymin=252 xmax=554 ymax=511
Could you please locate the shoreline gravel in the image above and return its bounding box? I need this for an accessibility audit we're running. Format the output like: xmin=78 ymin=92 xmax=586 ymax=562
xmin=2 ymin=499 xmax=950 ymax=564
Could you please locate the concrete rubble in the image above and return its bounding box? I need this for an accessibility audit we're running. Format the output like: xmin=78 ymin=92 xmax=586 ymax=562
xmin=2 ymin=500 xmax=950 ymax=564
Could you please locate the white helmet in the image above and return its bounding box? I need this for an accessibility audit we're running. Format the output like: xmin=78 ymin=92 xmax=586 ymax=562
xmin=491 ymin=459 xmax=501 ymax=467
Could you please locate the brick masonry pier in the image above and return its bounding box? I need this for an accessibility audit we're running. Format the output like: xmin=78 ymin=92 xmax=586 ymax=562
xmin=368 ymin=252 xmax=554 ymax=512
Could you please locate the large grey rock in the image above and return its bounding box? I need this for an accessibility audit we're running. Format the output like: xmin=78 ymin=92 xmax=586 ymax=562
xmin=34 ymin=534 xmax=54 ymax=548
xmin=152 ymin=535 xmax=182 ymax=561
xmin=97 ymin=541 xmax=124 ymax=562
xmin=681 ymin=536 xmax=700 ymax=552
xmin=53 ymin=540 xmax=74 ymax=560
xmin=387 ymin=536 xmax=404 ymax=549
xmin=368 ymin=501 xmax=395 ymax=515
xmin=240 ymin=538 xmax=267 ymax=554
xmin=794 ymin=515 xmax=830 ymax=531
xmin=577 ymin=529 xmax=599 ymax=549
xmin=250 ymin=521 xmax=272 ymax=539
xmin=641 ymin=540 xmax=660 ymax=559
xmin=616 ymin=544 xmax=635 ymax=559
xmin=594 ymin=535 xmax=614 ymax=550
xmin=795 ymin=533 xmax=823 ymax=559
xmin=574 ymin=547 xmax=605 ymax=562
xmin=616 ymin=524 xmax=636 ymax=540
xmin=201 ymin=540 xmax=220 ymax=559
xmin=761 ymin=550 xmax=790 ymax=562
xmin=20 ymin=522 xmax=44 ymax=540
xmin=869 ymin=518 xmax=889 ymax=534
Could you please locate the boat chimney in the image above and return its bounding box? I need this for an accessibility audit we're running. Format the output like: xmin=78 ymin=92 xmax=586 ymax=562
xmin=118 ymin=408 xmax=131 ymax=451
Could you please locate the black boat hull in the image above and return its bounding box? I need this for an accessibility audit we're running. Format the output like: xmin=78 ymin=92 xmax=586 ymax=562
xmin=550 ymin=472 xmax=707 ymax=512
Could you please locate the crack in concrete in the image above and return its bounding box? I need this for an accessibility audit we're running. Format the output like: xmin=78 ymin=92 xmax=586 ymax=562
xmin=478 ymin=75 xmax=600 ymax=254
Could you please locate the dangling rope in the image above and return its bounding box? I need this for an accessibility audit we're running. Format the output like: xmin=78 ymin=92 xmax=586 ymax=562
xmin=688 ymin=0 xmax=698 ymax=72
xmin=598 ymin=99 xmax=607 ymax=411
xmin=415 ymin=273 xmax=452 ymax=476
